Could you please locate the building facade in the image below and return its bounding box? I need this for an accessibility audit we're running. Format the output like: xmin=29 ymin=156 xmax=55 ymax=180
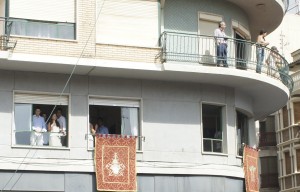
xmin=273 ymin=49 xmax=300 ymax=192
xmin=0 ymin=0 xmax=292 ymax=191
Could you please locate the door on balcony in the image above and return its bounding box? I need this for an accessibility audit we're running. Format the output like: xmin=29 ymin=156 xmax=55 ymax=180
xmin=198 ymin=19 xmax=218 ymax=65
xmin=235 ymin=31 xmax=246 ymax=69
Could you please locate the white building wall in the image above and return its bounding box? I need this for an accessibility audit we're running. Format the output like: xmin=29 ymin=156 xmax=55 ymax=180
xmin=268 ymin=13 xmax=300 ymax=63
xmin=0 ymin=70 xmax=256 ymax=179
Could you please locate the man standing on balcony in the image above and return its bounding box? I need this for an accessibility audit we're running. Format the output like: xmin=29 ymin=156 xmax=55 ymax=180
xmin=214 ymin=21 xmax=228 ymax=67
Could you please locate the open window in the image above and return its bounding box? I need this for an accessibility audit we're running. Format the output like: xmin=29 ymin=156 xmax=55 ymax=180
xmin=88 ymin=97 xmax=141 ymax=150
xmin=13 ymin=92 xmax=69 ymax=147
xmin=236 ymin=110 xmax=249 ymax=156
xmin=202 ymin=103 xmax=226 ymax=153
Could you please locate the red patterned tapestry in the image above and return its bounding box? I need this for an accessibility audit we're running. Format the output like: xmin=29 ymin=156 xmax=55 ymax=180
xmin=94 ymin=135 xmax=137 ymax=191
xmin=243 ymin=145 xmax=259 ymax=192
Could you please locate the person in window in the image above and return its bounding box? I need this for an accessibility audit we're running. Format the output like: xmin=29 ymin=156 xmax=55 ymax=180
xmin=48 ymin=114 xmax=62 ymax=147
xmin=214 ymin=21 xmax=228 ymax=67
xmin=95 ymin=117 xmax=109 ymax=134
xmin=256 ymin=29 xmax=269 ymax=73
xmin=30 ymin=107 xmax=47 ymax=146
xmin=56 ymin=108 xmax=67 ymax=146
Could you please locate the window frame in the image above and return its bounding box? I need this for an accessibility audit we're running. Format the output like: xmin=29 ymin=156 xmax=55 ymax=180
xmin=201 ymin=101 xmax=227 ymax=155
xmin=87 ymin=95 xmax=143 ymax=152
xmin=12 ymin=90 xmax=71 ymax=150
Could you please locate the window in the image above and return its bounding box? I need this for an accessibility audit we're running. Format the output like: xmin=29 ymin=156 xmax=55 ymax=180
xmin=260 ymin=157 xmax=279 ymax=188
xmin=11 ymin=18 xmax=75 ymax=40
xmin=294 ymin=102 xmax=300 ymax=124
xmin=9 ymin=0 xmax=76 ymax=39
xmin=202 ymin=104 xmax=226 ymax=153
xmin=259 ymin=116 xmax=277 ymax=147
xmin=96 ymin=0 xmax=159 ymax=47
xmin=285 ymin=152 xmax=291 ymax=175
xmin=13 ymin=92 xmax=69 ymax=147
xmin=282 ymin=105 xmax=289 ymax=128
xmin=88 ymin=97 xmax=141 ymax=150
xmin=296 ymin=149 xmax=300 ymax=172
xmin=236 ymin=111 xmax=248 ymax=156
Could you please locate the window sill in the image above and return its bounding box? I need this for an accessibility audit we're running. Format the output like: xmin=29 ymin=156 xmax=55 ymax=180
xmin=12 ymin=145 xmax=70 ymax=150
xmin=202 ymin=152 xmax=228 ymax=156
xmin=11 ymin=35 xmax=78 ymax=43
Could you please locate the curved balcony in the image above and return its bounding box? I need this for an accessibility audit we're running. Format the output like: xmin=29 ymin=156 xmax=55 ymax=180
xmin=160 ymin=31 xmax=293 ymax=92
xmin=226 ymin=0 xmax=287 ymax=37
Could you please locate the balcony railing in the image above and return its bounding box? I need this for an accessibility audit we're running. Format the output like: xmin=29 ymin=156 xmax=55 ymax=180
xmin=159 ymin=32 xmax=294 ymax=92
xmin=0 ymin=17 xmax=17 ymax=51
xmin=259 ymin=132 xmax=277 ymax=147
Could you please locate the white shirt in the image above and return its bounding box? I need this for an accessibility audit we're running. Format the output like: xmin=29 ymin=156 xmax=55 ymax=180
xmin=32 ymin=115 xmax=46 ymax=132
xmin=57 ymin=115 xmax=66 ymax=131
xmin=214 ymin=28 xmax=227 ymax=44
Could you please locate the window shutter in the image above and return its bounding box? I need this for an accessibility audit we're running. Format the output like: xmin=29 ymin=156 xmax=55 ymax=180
xmin=89 ymin=97 xmax=140 ymax=108
xmin=285 ymin=152 xmax=291 ymax=174
xmin=294 ymin=102 xmax=300 ymax=124
xmin=10 ymin=0 xmax=75 ymax=23
xmin=96 ymin=0 xmax=159 ymax=47
xmin=297 ymin=149 xmax=300 ymax=172
xmin=14 ymin=92 xmax=69 ymax=105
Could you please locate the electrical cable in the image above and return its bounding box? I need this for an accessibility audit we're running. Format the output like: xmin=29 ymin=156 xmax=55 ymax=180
xmin=0 ymin=1 xmax=106 ymax=191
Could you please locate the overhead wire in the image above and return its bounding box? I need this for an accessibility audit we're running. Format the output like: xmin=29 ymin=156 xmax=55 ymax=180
xmin=0 ymin=1 xmax=106 ymax=191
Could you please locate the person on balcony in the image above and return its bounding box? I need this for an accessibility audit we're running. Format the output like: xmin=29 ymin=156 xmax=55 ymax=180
xmin=266 ymin=46 xmax=281 ymax=76
xmin=256 ymin=29 xmax=269 ymax=73
xmin=30 ymin=107 xmax=47 ymax=146
xmin=214 ymin=21 xmax=228 ymax=67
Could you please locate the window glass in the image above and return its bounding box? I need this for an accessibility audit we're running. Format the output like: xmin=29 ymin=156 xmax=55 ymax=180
xmin=202 ymin=104 xmax=224 ymax=153
xmin=11 ymin=18 xmax=75 ymax=39
xmin=14 ymin=94 xmax=69 ymax=148
xmin=236 ymin=111 xmax=248 ymax=156
xmin=88 ymin=101 xmax=141 ymax=150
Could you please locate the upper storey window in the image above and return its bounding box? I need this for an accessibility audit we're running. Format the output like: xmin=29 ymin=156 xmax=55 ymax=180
xmin=9 ymin=0 xmax=76 ymax=40
xmin=202 ymin=104 xmax=226 ymax=153
xmin=96 ymin=0 xmax=159 ymax=47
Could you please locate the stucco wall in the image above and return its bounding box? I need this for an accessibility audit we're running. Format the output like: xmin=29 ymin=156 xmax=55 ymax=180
xmin=164 ymin=0 xmax=249 ymax=37
xmin=0 ymin=70 xmax=255 ymax=178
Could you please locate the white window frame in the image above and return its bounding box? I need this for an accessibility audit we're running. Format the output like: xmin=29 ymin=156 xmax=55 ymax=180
xmin=12 ymin=90 xmax=71 ymax=150
xmin=87 ymin=95 xmax=143 ymax=152
xmin=201 ymin=101 xmax=227 ymax=155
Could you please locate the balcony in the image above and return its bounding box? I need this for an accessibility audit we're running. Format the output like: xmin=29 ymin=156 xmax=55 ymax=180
xmin=259 ymin=132 xmax=277 ymax=147
xmin=0 ymin=17 xmax=17 ymax=51
xmin=160 ymin=32 xmax=293 ymax=92
xmin=226 ymin=0 xmax=287 ymax=39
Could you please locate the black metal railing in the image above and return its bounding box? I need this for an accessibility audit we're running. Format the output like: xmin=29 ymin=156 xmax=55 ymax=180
xmin=259 ymin=132 xmax=277 ymax=147
xmin=159 ymin=31 xmax=294 ymax=92
xmin=0 ymin=17 xmax=17 ymax=50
